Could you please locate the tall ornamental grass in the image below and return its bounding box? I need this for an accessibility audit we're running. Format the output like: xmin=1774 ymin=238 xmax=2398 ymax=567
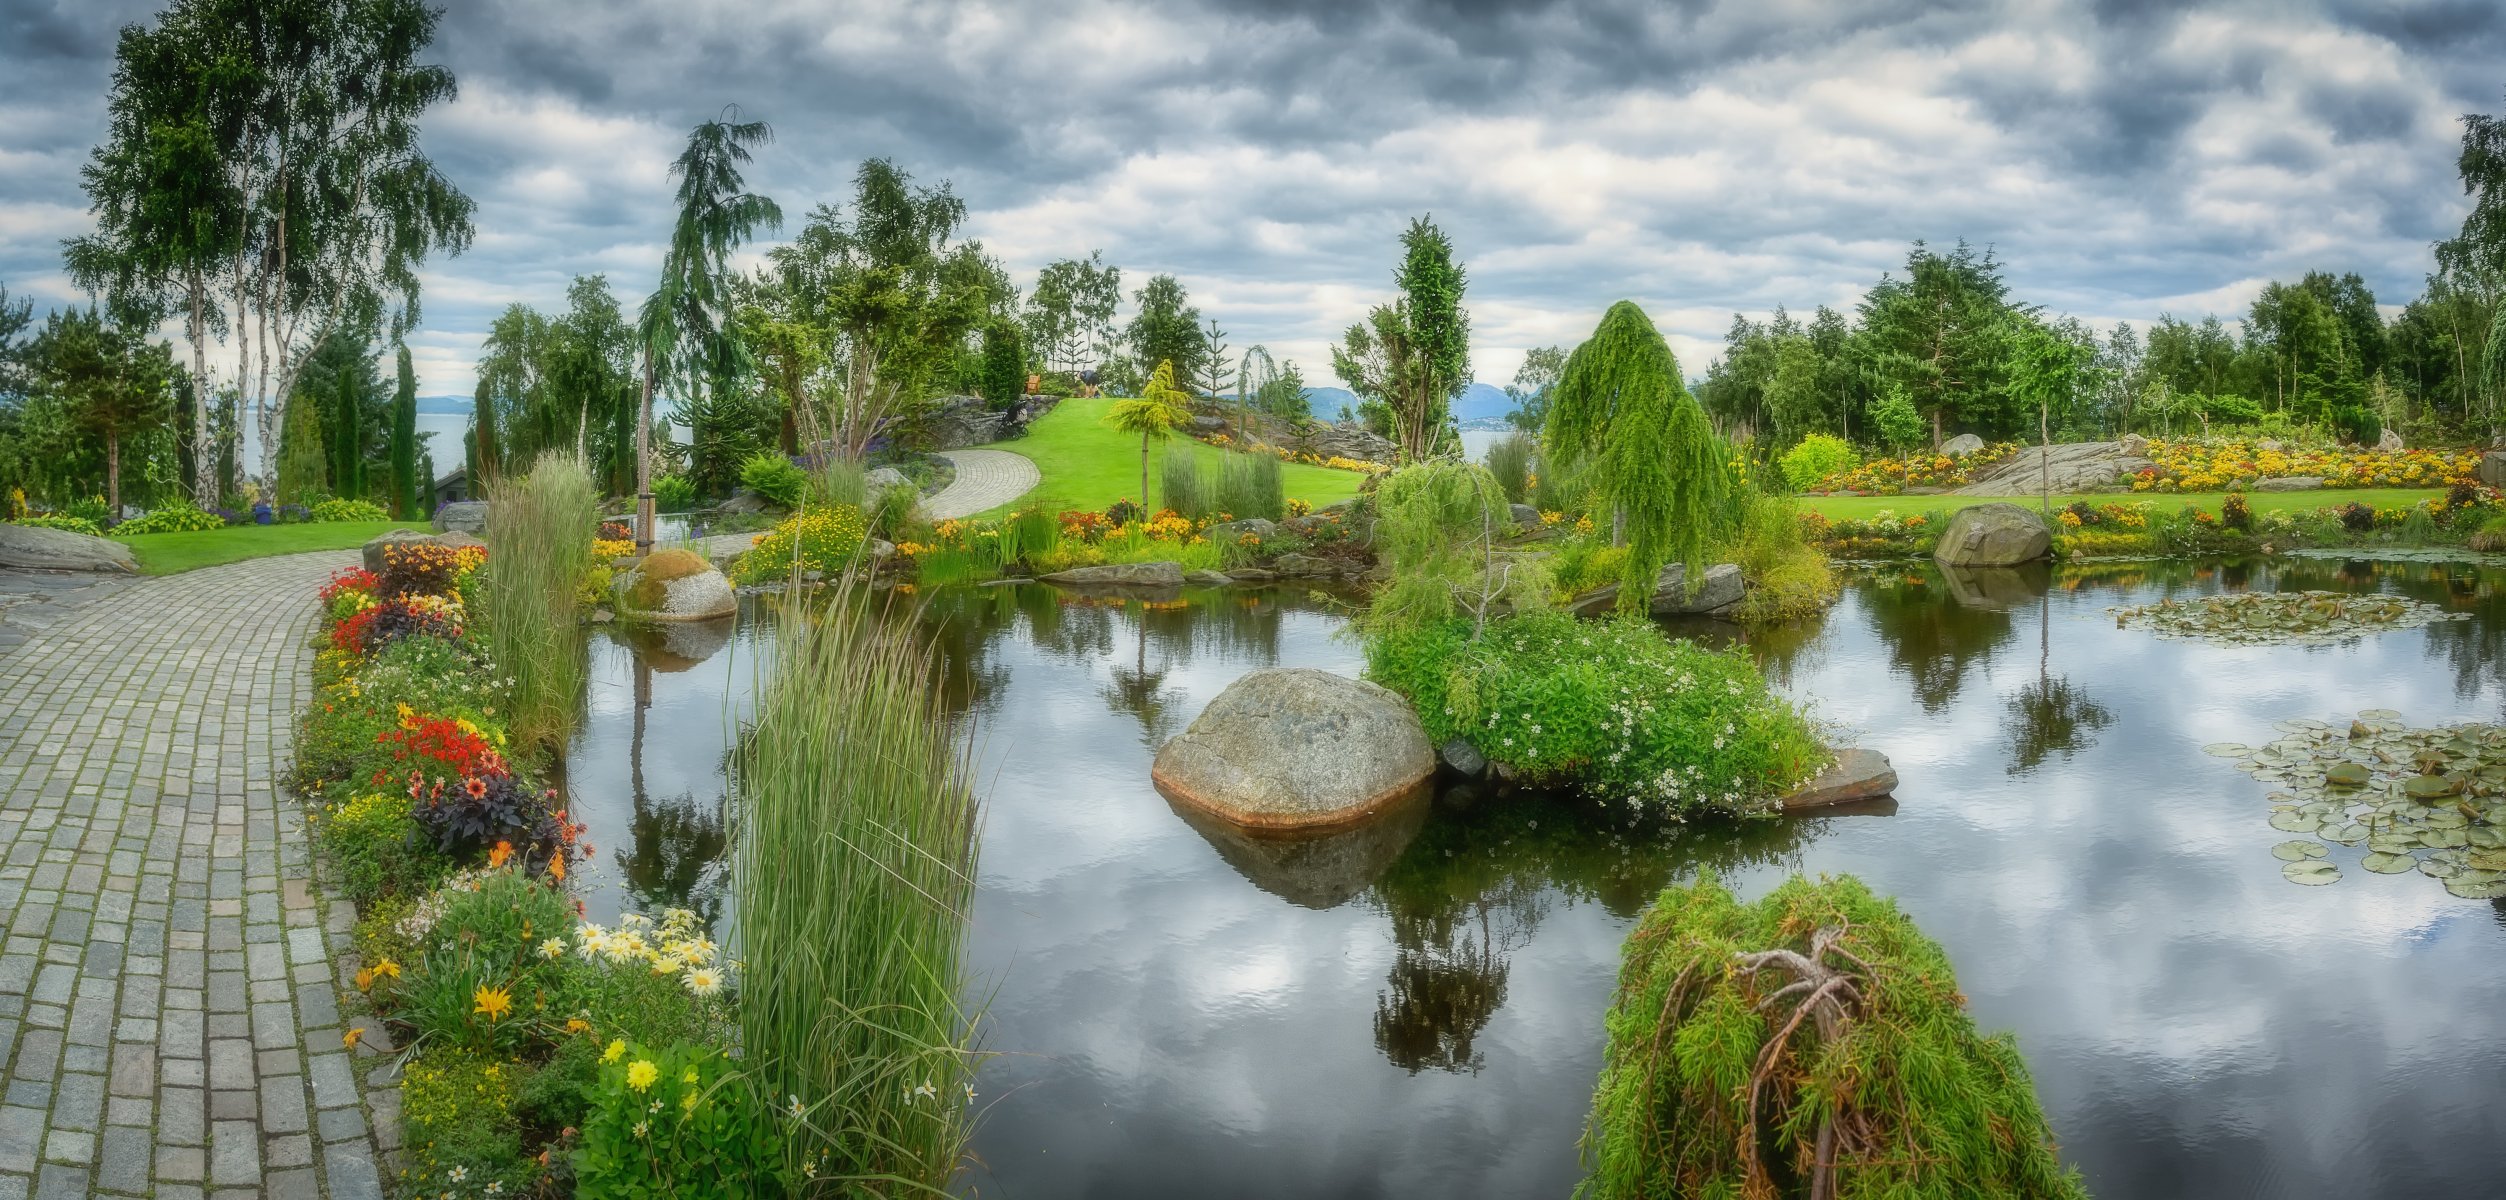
xmin=736 ymin=576 xmax=981 ymax=1191
xmin=1213 ymin=450 xmax=1285 ymax=521
xmin=480 ymin=453 xmax=598 ymax=750
xmin=1160 ymin=444 xmax=1206 ymax=518
xmin=1485 ymin=431 xmax=1535 ymax=504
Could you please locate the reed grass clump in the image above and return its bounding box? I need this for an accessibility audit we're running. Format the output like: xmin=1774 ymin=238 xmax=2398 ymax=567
xmin=480 ymin=453 xmax=598 ymax=750
xmin=1486 ymin=431 xmax=1535 ymax=504
xmin=735 ymin=577 xmax=981 ymax=1190
xmin=1582 ymin=872 xmax=2085 ymax=1200
xmin=1161 ymin=444 xmax=1207 ymax=519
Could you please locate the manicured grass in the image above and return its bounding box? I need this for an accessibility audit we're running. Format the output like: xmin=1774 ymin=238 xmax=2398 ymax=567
xmin=995 ymin=396 xmax=1367 ymax=517
xmin=1796 ymin=487 xmax=2444 ymax=523
xmin=117 ymin=520 xmax=424 ymax=575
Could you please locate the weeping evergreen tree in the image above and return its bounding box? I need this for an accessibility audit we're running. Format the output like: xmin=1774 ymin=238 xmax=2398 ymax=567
xmin=1543 ymin=301 xmax=1733 ymax=612
xmin=390 ymin=346 xmax=419 ymax=517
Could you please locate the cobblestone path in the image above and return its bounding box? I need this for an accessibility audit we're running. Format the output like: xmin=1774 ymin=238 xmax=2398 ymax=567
xmin=925 ymin=448 xmax=1041 ymax=519
xmin=0 ymin=552 xmax=387 ymax=1200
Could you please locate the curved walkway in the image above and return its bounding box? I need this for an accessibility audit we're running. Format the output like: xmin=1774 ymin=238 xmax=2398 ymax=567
xmin=0 ymin=552 xmax=386 ymax=1199
xmin=926 ymin=448 xmax=1041 ymax=519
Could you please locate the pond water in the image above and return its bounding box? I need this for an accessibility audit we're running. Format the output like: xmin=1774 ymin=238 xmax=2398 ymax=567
xmin=560 ymin=555 xmax=2506 ymax=1199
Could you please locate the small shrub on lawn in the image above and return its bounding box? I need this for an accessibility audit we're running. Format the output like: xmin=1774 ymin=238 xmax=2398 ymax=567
xmin=1365 ymin=608 xmax=1827 ymax=817
xmin=573 ymin=1040 xmax=790 ymax=1198
xmin=109 ymin=503 xmax=225 ymax=535
xmin=309 ymin=497 xmax=389 ymax=522
xmin=1777 ymin=432 xmax=1859 ymax=492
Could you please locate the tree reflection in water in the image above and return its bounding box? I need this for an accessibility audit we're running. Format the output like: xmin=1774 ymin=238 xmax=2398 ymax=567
xmin=620 ymin=639 xmax=729 ymax=928
xmin=2002 ymin=582 xmax=2112 ymax=777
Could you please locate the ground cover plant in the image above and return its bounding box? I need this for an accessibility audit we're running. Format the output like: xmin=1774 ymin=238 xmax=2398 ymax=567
xmin=2215 ymin=712 xmax=2506 ymax=897
xmin=1582 ymin=873 xmax=2085 ymax=1199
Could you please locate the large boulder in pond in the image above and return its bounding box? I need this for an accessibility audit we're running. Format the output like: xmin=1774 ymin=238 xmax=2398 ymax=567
xmin=1567 ymin=562 xmax=1745 ymax=618
xmin=615 ymin=548 xmax=737 ymax=622
xmin=1779 ymin=749 xmax=1899 ymax=812
xmin=1932 ymin=503 xmax=2050 ymax=567
xmin=0 ymin=523 xmax=135 ymax=573
xmin=1152 ymin=667 xmax=1436 ymax=831
xmin=1038 ymin=560 xmax=1184 ymax=588
xmin=432 ymin=501 xmax=488 ymax=536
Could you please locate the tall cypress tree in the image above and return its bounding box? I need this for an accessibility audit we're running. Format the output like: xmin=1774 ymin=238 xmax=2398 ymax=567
xmin=1544 ymin=301 xmax=1732 ymax=609
xmin=471 ymin=378 xmax=502 ymax=483
xmin=331 ymin=362 xmax=363 ymax=500
xmin=390 ymin=346 xmax=419 ymax=516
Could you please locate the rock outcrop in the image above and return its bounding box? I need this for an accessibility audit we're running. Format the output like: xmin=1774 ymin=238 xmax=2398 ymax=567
xmin=1566 ymin=562 xmax=1746 ymax=618
xmin=2255 ymin=476 xmax=2324 ymax=492
xmin=1151 ymin=668 xmax=1436 ymax=831
xmin=1954 ymin=442 xmax=2152 ymax=496
xmin=615 ymin=548 xmax=738 ymax=622
xmin=0 ymin=523 xmax=136 ymax=573
xmin=1038 ymin=561 xmax=1185 ymax=587
xmin=1932 ymin=503 xmax=2051 ymax=567
xmin=924 ymin=395 xmax=1012 ymax=449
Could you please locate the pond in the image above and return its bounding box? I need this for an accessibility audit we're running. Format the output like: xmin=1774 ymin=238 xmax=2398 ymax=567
xmin=560 ymin=554 xmax=2506 ymax=1199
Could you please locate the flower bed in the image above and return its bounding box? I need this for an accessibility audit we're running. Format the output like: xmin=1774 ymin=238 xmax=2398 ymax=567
xmin=293 ymin=549 xmax=790 ymax=1194
xmin=2130 ymin=440 xmax=2484 ymax=492
xmin=1796 ymin=508 xmax=1942 ymax=560
xmin=1807 ymin=443 xmax=2019 ymax=494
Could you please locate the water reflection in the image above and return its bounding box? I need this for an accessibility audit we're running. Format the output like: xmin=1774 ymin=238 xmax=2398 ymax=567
xmin=564 ymin=557 xmax=2506 ymax=1200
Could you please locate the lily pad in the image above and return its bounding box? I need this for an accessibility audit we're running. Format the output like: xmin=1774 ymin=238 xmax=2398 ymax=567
xmin=2325 ymin=763 xmax=2372 ymax=788
xmin=2443 ymin=876 xmax=2506 ymax=899
xmin=2283 ymin=860 xmax=2341 ymax=886
xmin=2361 ymin=852 xmax=2418 ymax=874
xmin=2268 ymin=810 xmax=2322 ymax=833
xmin=2404 ymin=775 xmax=2460 ymax=800
xmin=2318 ymin=821 xmax=2368 ymax=845
xmin=2271 ymin=840 xmax=2328 ymax=861
xmin=2359 ymin=708 xmax=2404 ymax=721
xmin=2203 ymin=743 xmax=2250 ymax=758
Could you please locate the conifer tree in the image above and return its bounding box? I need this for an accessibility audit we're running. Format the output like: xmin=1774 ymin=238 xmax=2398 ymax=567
xmin=390 ymin=346 xmax=419 ymax=517
xmin=274 ymin=382 xmax=328 ymax=505
xmin=330 ymin=362 xmax=364 ymax=500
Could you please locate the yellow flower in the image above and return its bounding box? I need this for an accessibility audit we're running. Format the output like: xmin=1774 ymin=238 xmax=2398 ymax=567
xmin=538 ymin=938 xmax=566 ymax=960
xmin=373 ymin=959 xmax=402 ymax=981
xmin=626 ymin=1060 xmax=659 ymax=1091
xmin=564 ymin=1018 xmax=593 ymax=1036
xmin=472 ymin=985 xmax=513 ymax=1023
xmin=342 ymin=1027 xmax=363 ymax=1050
xmin=602 ymin=1039 xmax=627 ymax=1064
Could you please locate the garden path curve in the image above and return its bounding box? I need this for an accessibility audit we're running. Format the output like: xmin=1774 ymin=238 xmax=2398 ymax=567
xmin=0 ymin=551 xmax=389 ymax=1199
xmin=925 ymin=448 xmax=1041 ymax=519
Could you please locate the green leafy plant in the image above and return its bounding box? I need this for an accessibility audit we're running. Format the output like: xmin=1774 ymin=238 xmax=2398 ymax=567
xmin=1366 ymin=608 xmax=1826 ymax=816
xmin=309 ymin=497 xmax=390 ymax=522
xmin=400 ymin=1048 xmax=539 ymax=1197
xmin=1485 ymin=432 xmax=1535 ymax=505
xmin=573 ymin=1040 xmax=791 ymax=1198
xmin=731 ymin=505 xmax=868 ymax=584
xmin=739 ymin=453 xmax=809 ymax=509
xmin=1213 ymin=449 xmax=1284 ymax=522
xmin=1583 ymin=872 xmax=2085 ymax=1199
xmin=110 ymin=503 xmax=226 ymax=535
xmin=8 ymin=514 xmax=105 ymax=537
xmin=398 ymin=868 xmax=578 ymax=1053
xmin=480 ymin=455 xmax=598 ymax=750
xmin=317 ymin=791 xmax=453 ymax=908
xmin=1777 ymin=432 xmax=1859 ymax=491
xmin=653 ymin=474 xmax=698 ymax=513
xmin=1160 ymin=443 xmax=1206 ymax=518
xmin=1722 ymin=492 xmax=1838 ymax=623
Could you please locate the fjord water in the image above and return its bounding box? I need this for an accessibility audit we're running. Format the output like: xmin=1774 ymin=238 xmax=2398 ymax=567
xmin=563 ymin=556 xmax=2506 ymax=1199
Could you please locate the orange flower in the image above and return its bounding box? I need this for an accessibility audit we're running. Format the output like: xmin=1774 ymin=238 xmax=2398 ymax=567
xmin=548 ymin=854 xmax=566 ymax=882
xmin=342 ymin=1027 xmax=363 ymax=1050
xmin=487 ymin=841 xmax=513 ymax=869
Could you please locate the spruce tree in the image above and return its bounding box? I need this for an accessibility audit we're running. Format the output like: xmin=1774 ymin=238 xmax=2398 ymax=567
xmin=390 ymin=346 xmax=419 ymax=517
xmin=1543 ymin=301 xmax=1732 ymax=611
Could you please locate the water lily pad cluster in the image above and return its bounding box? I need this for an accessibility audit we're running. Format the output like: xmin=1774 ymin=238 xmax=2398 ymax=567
xmin=2114 ymin=590 xmax=2467 ymax=646
xmin=2209 ymin=710 xmax=2506 ymax=897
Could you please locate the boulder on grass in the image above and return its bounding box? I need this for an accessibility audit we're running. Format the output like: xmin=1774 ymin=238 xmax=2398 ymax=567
xmin=360 ymin=529 xmax=434 ymax=575
xmin=432 ymin=501 xmax=488 ymax=535
xmin=615 ymin=548 xmax=737 ymax=622
xmin=1152 ymin=667 xmax=1436 ymax=831
xmin=1038 ymin=561 xmax=1185 ymax=588
xmin=1567 ymin=562 xmax=1745 ymax=618
xmin=1779 ymin=749 xmax=1898 ymax=812
xmin=1933 ymin=503 xmax=2050 ymax=567
xmin=1940 ymin=433 xmax=1985 ymax=457
xmin=2255 ymin=476 xmax=2324 ymax=492
xmin=0 ymin=523 xmax=135 ymax=573
xmin=2481 ymin=450 xmax=2506 ymax=489
xmin=2377 ymin=428 xmax=2404 ymax=452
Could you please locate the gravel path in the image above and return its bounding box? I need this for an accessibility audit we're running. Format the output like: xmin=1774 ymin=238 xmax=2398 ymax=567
xmin=0 ymin=552 xmax=388 ymax=1199
xmin=923 ymin=448 xmax=1041 ymax=519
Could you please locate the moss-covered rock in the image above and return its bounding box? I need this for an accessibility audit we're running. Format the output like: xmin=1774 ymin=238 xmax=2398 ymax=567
xmin=614 ymin=548 xmax=736 ymax=622
xmin=1584 ymin=873 xmax=2084 ymax=1199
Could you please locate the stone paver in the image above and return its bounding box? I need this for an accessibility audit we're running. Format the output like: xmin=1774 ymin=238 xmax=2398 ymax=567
xmin=924 ymin=448 xmax=1041 ymax=519
xmin=0 ymin=552 xmax=383 ymax=1199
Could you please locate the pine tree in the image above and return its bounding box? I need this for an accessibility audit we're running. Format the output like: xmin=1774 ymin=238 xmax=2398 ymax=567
xmin=390 ymin=346 xmax=419 ymax=517
xmin=1543 ymin=301 xmax=1732 ymax=611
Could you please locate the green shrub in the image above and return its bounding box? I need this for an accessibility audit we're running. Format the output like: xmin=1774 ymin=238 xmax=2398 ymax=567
xmin=1365 ymin=609 xmax=1826 ymax=816
xmin=401 ymin=1048 xmax=540 ymax=1197
xmin=317 ymin=791 xmax=452 ymax=908
xmin=61 ymin=497 xmax=110 ymax=526
xmin=399 ymin=868 xmax=579 ymax=1054
xmin=1366 ymin=461 xmax=1544 ymax=633
xmin=2471 ymin=513 xmax=2506 ymax=553
xmin=2399 ymin=503 xmax=2437 ymax=544
xmin=1583 ymin=873 xmax=2085 ymax=1199
xmin=2221 ymin=491 xmax=2254 ymax=532
xmin=1485 ymin=432 xmax=1535 ymax=504
xmin=653 ymin=474 xmax=698 ymax=513
xmin=1530 ymin=448 xmax=1593 ymax=517
xmin=868 ymin=483 xmax=918 ymax=538
xmin=9 ymin=515 xmax=104 ymax=537
xmin=810 ymin=456 xmax=867 ymax=510
xmin=1160 ymin=444 xmax=1206 ymax=518
xmin=1214 ymin=450 xmax=1285 ymax=522
xmin=110 ymin=503 xmax=225 ymax=535
xmin=1777 ymin=432 xmax=1859 ymax=491
xmin=514 ymin=1034 xmax=602 ymax=1135
xmin=739 ymin=453 xmax=809 ymax=510
xmin=731 ymin=505 xmax=868 ymax=585
xmin=573 ymin=1040 xmax=790 ymax=1198
xmin=309 ymin=497 xmax=390 ymax=522
xmin=1723 ymin=492 xmax=1838 ymax=622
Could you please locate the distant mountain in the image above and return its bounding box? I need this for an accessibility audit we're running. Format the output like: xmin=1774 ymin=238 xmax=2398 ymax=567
xmin=414 ymin=394 xmax=472 ymax=415
xmin=1299 ymin=386 xmax=1359 ymax=420
xmin=1295 ymin=382 xmax=1515 ymax=423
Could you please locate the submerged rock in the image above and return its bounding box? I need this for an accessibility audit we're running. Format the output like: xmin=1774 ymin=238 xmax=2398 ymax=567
xmin=1152 ymin=667 xmax=1436 ymax=831
xmin=0 ymin=523 xmax=134 ymax=573
xmin=1165 ymin=784 xmax=1432 ymax=909
xmin=1438 ymin=737 xmax=1488 ymax=779
xmin=1566 ymin=562 xmax=1745 ymax=618
xmin=615 ymin=548 xmax=737 ymax=622
xmin=1932 ymin=503 xmax=2051 ymax=567
xmin=1779 ymin=749 xmax=1899 ymax=812
xmin=1039 ymin=561 xmax=1185 ymax=587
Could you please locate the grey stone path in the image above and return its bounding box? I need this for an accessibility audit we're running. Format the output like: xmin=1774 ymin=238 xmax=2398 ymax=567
xmin=925 ymin=448 xmax=1041 ymax=519
xmin=0 ymin=552 xmax=385 ymax=1199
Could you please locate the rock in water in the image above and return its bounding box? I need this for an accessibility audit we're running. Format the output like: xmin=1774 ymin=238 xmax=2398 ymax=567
xmin=1566 ymin=562 xmax=1746 ymax=618
xmin=0 ymin=523 xmax=135 ymax=573
xmin=1165 ymin=788 xmax=1432 ymax=908
xmin=1940 ymin=433 xmax=1985 ymax=457
xmin=1438 ymin=737 xmax=1488 ymax=778
xmin=1780 ymin=749 xmax=1898 ymax=811
xmin=1152 ymin=667 xmax=1436 ymax=830
xmin=432 ymin=501 xmax=488 ymax=535
xmin=1038 ymin=561 xmax=1185 ymax=587
xmin=1933 ymin=503 xmax=2051 ymax=566
xmin=615 ymin=548 xmax=737 ymax=622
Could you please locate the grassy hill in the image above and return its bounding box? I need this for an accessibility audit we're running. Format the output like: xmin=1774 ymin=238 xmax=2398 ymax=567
xmin=992 ymin=397 xmax=1367 ymax=517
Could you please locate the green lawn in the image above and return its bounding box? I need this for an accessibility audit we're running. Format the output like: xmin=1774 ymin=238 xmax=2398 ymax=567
xmin=989 ymin=396 xmax=1368 ymax=517
xmin=1796 ymin=487 xmax=2444 ymax=523
xmin=117 ymin=520 xmax=423 ymax=575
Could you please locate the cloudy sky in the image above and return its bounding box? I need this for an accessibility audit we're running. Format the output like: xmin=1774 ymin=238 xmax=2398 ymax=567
xmin=3 ymin=0 xmax=2500 ymax=401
